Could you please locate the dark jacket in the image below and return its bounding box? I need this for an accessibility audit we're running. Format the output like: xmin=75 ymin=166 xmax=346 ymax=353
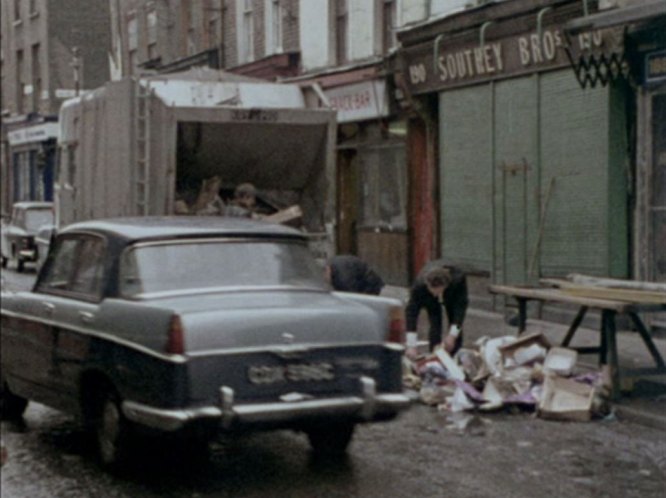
xmin=405 ymin=260 xmax=468 ymax=331
xmin=328 ymin=255 xmax=385 ymax=295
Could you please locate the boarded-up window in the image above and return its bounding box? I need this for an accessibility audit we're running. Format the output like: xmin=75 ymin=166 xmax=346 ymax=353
xmin=358 ymin=143 xmax=407 ymax=230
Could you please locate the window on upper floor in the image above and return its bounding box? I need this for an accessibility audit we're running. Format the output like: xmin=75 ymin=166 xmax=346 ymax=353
xmin=205 ymin=0 xmax=222 ymax=49
xmin=334 ymin=0 xmax=348 ymax=65
xmin=145 ymin=7 xmax=158 ymax=60
xmin=128 ymin=49 xmax=137 ymax=75
xmin=29 ymin=0 xmax=38 ymax=15
xmin=239 ymin=0 xmax=254 ymax=63
xmin=146 ymin=8 xmax=158 ymax=45
xmin=32 ymin=43 xmax=41 ymax=111
xmin=265 ymin=0 xmax=282 ymax=54
xmin=207 ymin=16 xmax=219 ymax=48
xmin=13 ymin=0 xmax=21 ymax=21
xmin=16 ymin=49 xmax=24 ymax=113
xmin=381 ymin=0 xmax=397 ymax=54
xmin=128 ymin=15 xmax=138 ymax=51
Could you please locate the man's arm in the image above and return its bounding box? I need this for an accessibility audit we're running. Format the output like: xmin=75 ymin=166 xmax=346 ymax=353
xmin=405 ymin=283 xmax=428 ymax=331
xmin=444 ymin=275 xmax=469 ymax=328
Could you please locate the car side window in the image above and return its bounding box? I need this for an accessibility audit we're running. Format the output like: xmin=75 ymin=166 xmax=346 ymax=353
xmin=37 ymin=238 xmax=79 ymax=291
xmin=36 ymin=235 xmax=106 ymax=301
xmin=69 ymin=238 xmax=106 ymax=297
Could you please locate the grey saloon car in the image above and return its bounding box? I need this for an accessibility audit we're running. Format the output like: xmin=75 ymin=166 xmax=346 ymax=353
xmin=0 ymin=217 xmax=410 ymax=467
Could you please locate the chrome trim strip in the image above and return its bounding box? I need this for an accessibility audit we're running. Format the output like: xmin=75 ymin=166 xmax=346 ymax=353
xmin=122 ymin=401 xmax=221 ymax=431
xmin=122 ymin=391 xmax=412 ymax=432
xmin=186 ymin=342 xmax=396 ymax=358
xmin=1 ymin=309 xmax=186 ymax=363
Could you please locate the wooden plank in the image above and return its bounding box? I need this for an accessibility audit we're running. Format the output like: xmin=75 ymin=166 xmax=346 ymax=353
xmin=540 ymin=280 xmax=666 ymax=304
xmin=568 ymin=273 xmax=666 ymax=292
xmin=262 ymin=204 xmax=302 ymax=224
xmin=488 ymin=284 xmax=631 ymax=312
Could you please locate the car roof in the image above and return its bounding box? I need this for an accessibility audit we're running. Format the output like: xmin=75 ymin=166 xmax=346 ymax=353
xmin=13 ymin=201 xmax=53 ymax=210
xmin=59 ymin=216 xmax=307 ymax=243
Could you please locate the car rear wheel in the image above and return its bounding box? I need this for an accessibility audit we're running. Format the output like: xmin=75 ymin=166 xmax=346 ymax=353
xmin=1 ymin=382 xmax=28 ymax=420
xmin=94 ymin=390 xmax=132 ymax=468
xmin=306 ymin=422 xmax=355 ymax=457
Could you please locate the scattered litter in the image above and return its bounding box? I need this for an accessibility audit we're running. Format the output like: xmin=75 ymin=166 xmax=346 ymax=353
xmin=403 ymin=329 xmax=613 ymax=424
xmin=601 ymin=409 xmax=617 ymax=422
xmin=445 ymin=386 xmax=475 ymax=412
xmin=538 ymin=374 xmax=595 ymax=422
xmin=544 ymin=347 xmax=578 ymax=376
xmin=516 ymin=440 xmax=533 ymax=448
xmin=419 ymin=384 xmax=454 ymax=406
xmin=434 ymin=348 xmax=466 ymax=381
xmin=479 ymin=336 xmax=517 ymax=375
xmin=499 ymin=332 xmax=550 ymax=368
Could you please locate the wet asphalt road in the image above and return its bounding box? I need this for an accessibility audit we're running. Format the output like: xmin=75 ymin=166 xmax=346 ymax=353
xmin=2 ymin=266 xmax=665 ymax=498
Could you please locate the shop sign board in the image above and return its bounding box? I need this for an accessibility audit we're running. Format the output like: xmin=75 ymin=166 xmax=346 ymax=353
xmin=7 ymin=122 xmax=59 ymax=146
xmin=402 ymin=24 xmax=619 ymax=94
xmin=325 ymin=80 xmax=389 ymax=123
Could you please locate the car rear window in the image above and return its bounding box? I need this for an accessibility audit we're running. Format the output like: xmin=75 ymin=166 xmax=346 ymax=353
xmin=119 ymin=239 xmax=327 ymax=297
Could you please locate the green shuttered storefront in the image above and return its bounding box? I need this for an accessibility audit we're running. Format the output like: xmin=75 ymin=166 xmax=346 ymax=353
xmin=438 ymin=69 xmax=629 ymax=285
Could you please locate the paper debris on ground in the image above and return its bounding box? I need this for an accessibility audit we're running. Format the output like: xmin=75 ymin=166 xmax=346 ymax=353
xmin=403 ymin=329 xmax=607 ymax=423
xmin=544 ymin=347 xmax=578 ymax=376
xmin=537 ymin=374 xmax=595 ymax=422
xmin=499 ymin=332 xmax=551 ymax=368
xmin=434 ymin=347 xmax=466 ymax=381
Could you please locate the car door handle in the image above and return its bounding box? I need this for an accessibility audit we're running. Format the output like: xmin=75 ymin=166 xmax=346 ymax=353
xmin=42 ymin=302 xmax=55 ymax=315
xmin=79 ymin=311 xmax=94 ymax=324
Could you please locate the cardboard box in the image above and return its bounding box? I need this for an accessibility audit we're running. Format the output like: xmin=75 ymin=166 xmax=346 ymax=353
xmin=499 ymin=332 xmax=551 ymax=367
xmin=543 ymin=347 xmax=578 ymax=376
xmin=538 ymin=374 xmax=594 ymax=422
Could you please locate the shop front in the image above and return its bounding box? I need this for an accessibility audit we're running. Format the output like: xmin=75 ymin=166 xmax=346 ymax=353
xmin=328 ymin=77 xmax=409 ymax=286
xmin=564 ymin=0 xmax=666 ymax=327
xmin=398 ymin=0 xmax=632 ymax=310
xmin=4 ymin=117 xmax=58 ymax=210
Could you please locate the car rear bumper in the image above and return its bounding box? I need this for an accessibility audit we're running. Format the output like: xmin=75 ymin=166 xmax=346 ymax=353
xmin=122 ymin=376 xmax=411 ymax=432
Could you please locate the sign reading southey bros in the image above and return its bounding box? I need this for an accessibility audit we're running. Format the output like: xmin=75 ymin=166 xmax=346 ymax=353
xmin=403 ymin=24 xmax=612 ymax=94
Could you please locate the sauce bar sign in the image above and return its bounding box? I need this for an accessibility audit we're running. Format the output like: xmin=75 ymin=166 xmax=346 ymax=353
xmin=403 ymin=26 xmax=609 ymax=94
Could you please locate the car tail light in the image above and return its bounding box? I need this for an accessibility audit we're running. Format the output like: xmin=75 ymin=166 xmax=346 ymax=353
xmin=166 ymin=315 xmax=185 ymax=355
xmin=387 ymin=306 xmax=405 ymax=344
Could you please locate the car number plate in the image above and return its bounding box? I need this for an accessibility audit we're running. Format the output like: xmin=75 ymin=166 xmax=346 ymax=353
xmin=247 ymin=362 xmax=334 ymax=385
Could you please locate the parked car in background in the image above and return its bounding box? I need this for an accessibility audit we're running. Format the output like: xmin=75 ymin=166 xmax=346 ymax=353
xmin=0 ymin=217 xmax=410 ymax=468
xmin=0 ymin=202 xmax=54 ymax=272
